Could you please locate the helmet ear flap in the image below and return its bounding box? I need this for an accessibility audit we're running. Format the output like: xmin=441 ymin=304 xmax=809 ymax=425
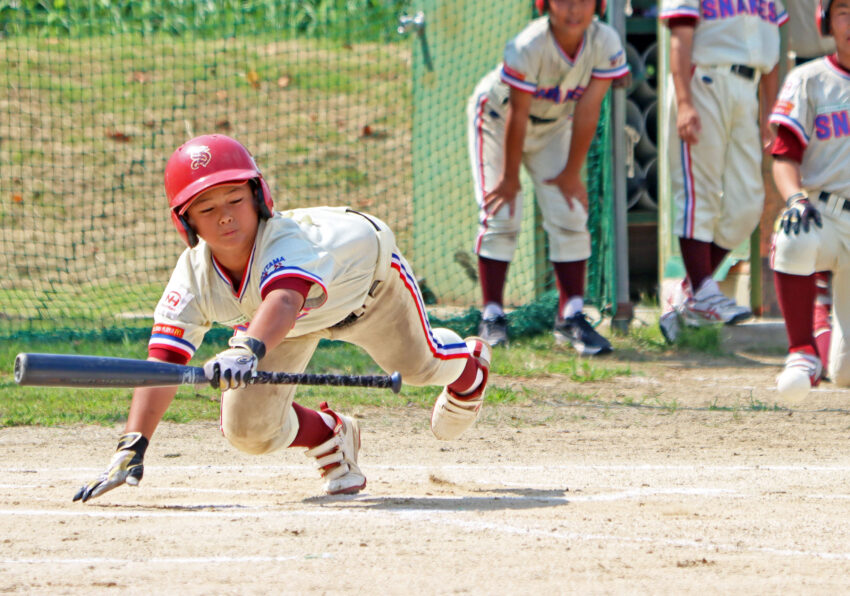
xmin=817 ymin=0 xmax=830 ymax=36
xmin=176 ymin=213 xmax=199 ymax=248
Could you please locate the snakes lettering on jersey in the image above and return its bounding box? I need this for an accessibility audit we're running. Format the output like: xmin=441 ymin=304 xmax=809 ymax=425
xmin=814 ymin=110 xmax=850 ymax=140
xmin=701 ymin=0 xmax=780 ymax=23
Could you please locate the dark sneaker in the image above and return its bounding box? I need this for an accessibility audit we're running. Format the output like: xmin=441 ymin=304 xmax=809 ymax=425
xmin=479 ymin=315 xmax=508 ymax=347
xmin=554 ymin=313 xmax=613 ymax=356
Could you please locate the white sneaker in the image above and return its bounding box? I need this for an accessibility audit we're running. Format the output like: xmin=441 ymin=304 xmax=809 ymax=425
xmin=776 ymin=351 xmax=823 ymax=404
xmin=682 ymin=278 xmax=751 ymax=326
xmin=658 ymin=310 xmax=681 ymax=343
xmin=304 ymin=402 xmax=366 ymax=495
xmin=431 ymin=337 xmax=491 ymax=440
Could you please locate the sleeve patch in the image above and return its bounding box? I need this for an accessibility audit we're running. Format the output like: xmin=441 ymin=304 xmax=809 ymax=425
xmin=773 ymin=100 xmax=794 ymax=116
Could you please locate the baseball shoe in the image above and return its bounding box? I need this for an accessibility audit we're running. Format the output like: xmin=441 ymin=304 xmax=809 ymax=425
xmin=304 ymin=402 xmax=366 ymax=495
xmin=479 ymin=314 xmax=508 ymax=347
xmin=554 ymin=313 xmax=613 ymax=355
xmin=681 ymin=278 xmax=751 ymax=326
xmin=776 ymin=351 xmax=823 ymax=403
xmin=658 ymin=310 xmax=681 ymax=343
xmin=431 ymin=337 xmax=491 ymax=440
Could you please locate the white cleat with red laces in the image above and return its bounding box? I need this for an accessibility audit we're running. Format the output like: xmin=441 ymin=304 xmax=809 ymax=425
xmin=304 ymin=402 xmax=366 ymax=495
xmin=430 ymin=337 xmax=491 ymax=441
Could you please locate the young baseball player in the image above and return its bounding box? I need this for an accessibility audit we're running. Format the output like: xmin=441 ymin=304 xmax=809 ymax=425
xmin=770 ymin=0 xmax=850 ymax=401
xmin=469 ymin=0 xmax=629 ymax=354
xmin=657 ymin=0 xmax=787 ymax=343
xmin=788 ymin=0 xmax=837 ymax=370
xmin=73 ymin=134 xmax=492 ymax=502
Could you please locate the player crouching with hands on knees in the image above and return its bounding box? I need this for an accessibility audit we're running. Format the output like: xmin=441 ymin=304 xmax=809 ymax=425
xmin=769 ymin=0 xmax=850 ymax=402
xmin=469 ymin=0 xmax=629 ymax=353
xmin=73 ymin=134 xmax=491 ymax=502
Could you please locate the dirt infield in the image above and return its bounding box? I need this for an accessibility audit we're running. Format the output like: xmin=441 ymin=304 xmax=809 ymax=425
xmin=3 ymin=351 xmax=850 ymax=594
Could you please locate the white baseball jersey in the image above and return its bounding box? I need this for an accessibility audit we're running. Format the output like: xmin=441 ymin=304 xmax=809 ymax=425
xmin=786 ymin=0 xmax=835 ymax=59
xmin=468 ymin=17 xmax=628 ymax=263
xmin=659 ymin=0 xmax=788 ymax=72
xmin=770 ymin=57 xmax=850 ymax=198
xmin=477 ymin=17 xmax=629 ymax=123
xmin=149 ymin=207 xmax=385 ymax=361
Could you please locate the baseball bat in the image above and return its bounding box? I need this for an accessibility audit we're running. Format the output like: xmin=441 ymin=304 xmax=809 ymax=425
xmin=13 ymin=353 xmax=403 ymax=394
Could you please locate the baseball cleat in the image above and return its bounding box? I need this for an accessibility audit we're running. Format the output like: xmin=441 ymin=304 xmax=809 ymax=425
xmin=681 ymin=279 xmax=751 ymax=326
xmin=305 ymin=402 xmax=366 ymax=495
xmin=658 ymin=310 xmax=681 ymax=344
xmin=776 ymin=351 xmax=822 ymax=404
xmin=554 ymin=313 xmax=613 ymax=355
xmin=431 ymin=337 xmax=491 ymax=440
xmin=479 ymin=315 xmax=508 ymax=347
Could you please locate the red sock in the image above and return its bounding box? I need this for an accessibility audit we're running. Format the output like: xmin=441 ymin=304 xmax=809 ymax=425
xmin=774 ymin=271 xmax=816 ymax=353
xmin=552 ymin=260 xmax=586 ymax=315
xmin=447 ymin=355 xmax=482 ymax=397
xmin=709 ymin=242 xmax=729 ymax=273
xmin=679 ymin=237 xmax=712 ymax=291
xmin=478 ymin=256 xmax=509 ymax=307
xmin=289 ymin=402 xmax=334 ymax=448
xmin=813 ymin=271 xmax=832 ymax=368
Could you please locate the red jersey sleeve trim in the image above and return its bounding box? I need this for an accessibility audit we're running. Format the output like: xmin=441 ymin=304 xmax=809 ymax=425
xmin=148 ymin=347 xmax=191 ymax=365
xmin=771 ymin=124 xmax=804 ymax=163
xmin=260 ymin=276 xmax=314 ymax=302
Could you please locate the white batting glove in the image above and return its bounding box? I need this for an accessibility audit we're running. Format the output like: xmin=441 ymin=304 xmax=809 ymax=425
xmin=73 ymin=432 xmax=148 ymax=503
xmin=203 ymin=335 xmax=266 ymax=390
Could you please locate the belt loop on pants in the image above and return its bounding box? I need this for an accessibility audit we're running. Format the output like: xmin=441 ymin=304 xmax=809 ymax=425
xmin=818 ymin=191 xmax=850 ymax=217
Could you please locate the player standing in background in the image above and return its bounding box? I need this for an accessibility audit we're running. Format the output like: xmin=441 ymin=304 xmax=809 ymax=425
xmin=787 ymin=0 xmax=837 ymax=372
xmin=469 ymin=0 xmax=629 ymax=354
xmin=73 ymin=134 xmax=492 ymax=502
xmin=770 ymin=0 xmax=850 ymax=401
xmin=658 ymin=0 xmax=787 ymax=343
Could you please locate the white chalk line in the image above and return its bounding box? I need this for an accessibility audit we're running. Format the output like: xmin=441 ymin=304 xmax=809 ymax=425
xmin=3 ymin=463 xmax=849 ymax=473
xmin=1 ymin=505 xmax=850 ymax=564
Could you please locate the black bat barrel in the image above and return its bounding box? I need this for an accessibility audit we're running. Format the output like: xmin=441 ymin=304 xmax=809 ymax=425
xmin=13 ymin=353 xmax=204 ymax=388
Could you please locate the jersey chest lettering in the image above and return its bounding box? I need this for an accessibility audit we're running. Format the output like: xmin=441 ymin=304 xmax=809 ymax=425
xmin=815 ymin=110 xmax=850 ymax=140
xmin=533 ymin=84 xmax=586 ymax=103
xmin=701 ymin=0 xmax=778 ymax=22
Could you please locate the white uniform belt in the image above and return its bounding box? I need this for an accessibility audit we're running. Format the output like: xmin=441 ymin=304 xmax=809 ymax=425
xmin=818 ymin=191 xmax=850 ymax=217
xmin=333 ymin=209 xmax=395 ymax=328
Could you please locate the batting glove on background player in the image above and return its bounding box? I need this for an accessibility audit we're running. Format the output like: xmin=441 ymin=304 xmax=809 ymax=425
xmin=203 ymin=335 xmax=266 ymax=390
xmin=73 ymin=432 xmax=148 ymax=503
xmin=780 ymin=192 xmax=822 ymax=235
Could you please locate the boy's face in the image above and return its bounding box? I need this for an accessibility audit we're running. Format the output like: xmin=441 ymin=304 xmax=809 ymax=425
xmin=185 ymin=182 xmax=259 ymax=256
xmin=547 ymin=0 xmax=596 ymax=34
xmin=831 ymin=0 xmax=850 ymax=53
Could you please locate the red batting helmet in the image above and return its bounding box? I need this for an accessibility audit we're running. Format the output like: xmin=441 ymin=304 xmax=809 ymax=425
xmin=816 ymin=0 xmax=833 ymax=36
xmin=164 ymin=134 xmax=274 ymax=247
xmin=535 ymin=0 xmax=607 ymax=16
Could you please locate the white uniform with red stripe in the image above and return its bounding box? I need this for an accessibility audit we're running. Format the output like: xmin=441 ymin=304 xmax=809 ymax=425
xmin=467 ymin=16 xmax=628 ymax=263
xmin=660 ymin=0 xmax=787 ymax=248
xmin=769 ymin=57 xmax=850 ymax=383
xmin=149 ymin=207 xmax=468 ymax=452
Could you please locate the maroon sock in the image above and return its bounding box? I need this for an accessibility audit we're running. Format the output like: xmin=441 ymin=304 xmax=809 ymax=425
xmin=289 ymin=402 xmax=334 ymax=448
xmin=679 ymin=237 xmax=713 ymax=291
xmin=447 ymin=355 xmax=481 ymax=396
xmin=552 ymin=260 xmax=586 ymax=315
xmin=478 ymin=256 xmax=509 ymax=308
xmin=709 ymin=242 xmax=729 ymax=273
xmin=774 ymin=271 xmax=817 ymax=353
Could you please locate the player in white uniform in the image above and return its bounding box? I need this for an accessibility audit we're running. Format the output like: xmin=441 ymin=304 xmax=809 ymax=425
xmin=658 ymin=0 xmax=787 ymax=342
xmin=469 ymin=0 xmax=629 ymax=355
xmin=73 ymin=134 xmax=492 ymax=502
xmin=787 ymin=0 xmax=837 ymax=372
xmin=769 ymin=0 xmax=850 ymax=401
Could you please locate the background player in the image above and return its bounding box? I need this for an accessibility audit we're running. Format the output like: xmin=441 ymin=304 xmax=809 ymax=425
xmin=770 ymin=0 xmax=850 ymax=401
xmin=469 ymin=0 xmax=629 ymax=354
xmin=658 ymin=0 xmax=787 ymax=343
xmin=788 ymin=0 xmax=837 ymax=371
xmin=73 ymin=134 xmax=491 ymax=502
